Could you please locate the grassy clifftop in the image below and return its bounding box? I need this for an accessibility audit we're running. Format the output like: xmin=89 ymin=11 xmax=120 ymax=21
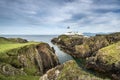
xmin=0 ymin=42 xmax=39 ymax=53
xmin=0 ymin=37 xmax=59 ymax=80
xmin=0 ymin=37 xmax=39 ymax=53
xmin=0 ymin=37 xmax=40 ymax=79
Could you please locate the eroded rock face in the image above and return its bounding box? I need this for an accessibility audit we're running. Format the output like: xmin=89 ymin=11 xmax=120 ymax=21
xmin=36 ymin=43 xmax=60 ymax=73
xmin=0 ymin=43 xmax=59 ymax=76
xmin=0 ymin=63 xmax=26 ymax=76
xmin=52 ymin=32 xmax=120 ymax=58
xmin=40 ymin=60 xmax=110 ymax=80
xmin=86 ymin=41 xmax=120 ymax=80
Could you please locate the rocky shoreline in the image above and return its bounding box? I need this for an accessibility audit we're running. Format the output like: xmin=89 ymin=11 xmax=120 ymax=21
xmin=51 ymin=32 xmax=120 ymax=58
xmin=51 ymin=32 xmax=120 ymax=80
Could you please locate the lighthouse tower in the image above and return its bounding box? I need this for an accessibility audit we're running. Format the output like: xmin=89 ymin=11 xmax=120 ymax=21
xmin=67 ymin=26 xmax=71 ymax=32
xmin=64 ymin=26 xmax=72 ymax=35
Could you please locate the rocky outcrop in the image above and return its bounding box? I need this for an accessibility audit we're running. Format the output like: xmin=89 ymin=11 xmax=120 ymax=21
xmin=51 ymin=32 xmax=120 ymax=80
xmin=40 ymin=60 xmax=110 ymax=80
xmin=8 ymin=38 xmax=28 ymax=43
xmin=51 ymin=35 xmax=85 ymax=58
xmin=36 ymin=43 xmax=60 ymax=73
xmin=52 ymin=32 xmax=120 ymax=58
xmin=0 ymin=38 xmax=59 ymax=78
xmin=86 ymin=41 xmax=120 ymax=80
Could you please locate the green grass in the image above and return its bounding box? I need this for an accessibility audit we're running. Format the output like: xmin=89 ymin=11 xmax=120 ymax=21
xmin=0 ymin=37 xmax=40 ymax=53
xmin=98 ymin=41 xmax=120 ymax=64
xmin=0 ymin=42 xmax=40 ymax=53
xmin=0 ymin=40 xmax=40 ymax=73
xmin=0 ymin=38 xmax=41 ymax=80
xmin=0 ymin=74 xmax=39 ymax=80
xmin=0 ymin=37 xmax=14 ymax=44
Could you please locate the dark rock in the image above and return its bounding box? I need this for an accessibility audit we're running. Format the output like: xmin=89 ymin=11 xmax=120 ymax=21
xmin=36 ymin=43 xmax=60 ymax=73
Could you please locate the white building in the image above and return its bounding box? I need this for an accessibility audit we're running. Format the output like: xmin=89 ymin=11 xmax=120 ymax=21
xmin=64 ymin=31 xmax=83 ymax=35
xmin=64 ymin=26 xmax=83 ymax=36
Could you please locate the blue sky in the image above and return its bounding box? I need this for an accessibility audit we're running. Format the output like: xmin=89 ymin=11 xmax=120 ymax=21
xmin=0 ymin=0 xmax=120 ymax=34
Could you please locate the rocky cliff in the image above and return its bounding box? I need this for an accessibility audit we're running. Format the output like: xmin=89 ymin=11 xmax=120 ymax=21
xmin=86 ymin=41 xmax=120 ymax=80
xmin=51 ymin=32 xmax=120 ymax=80
xmin=0 ymin=37 xmax=59 ymax=80
xmin=51 ymin=32 xmax=120 ymax=58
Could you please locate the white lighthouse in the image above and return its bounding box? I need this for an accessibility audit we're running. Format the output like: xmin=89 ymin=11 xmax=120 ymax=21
xmin=64 ymin=26 xmax=83 ymax=36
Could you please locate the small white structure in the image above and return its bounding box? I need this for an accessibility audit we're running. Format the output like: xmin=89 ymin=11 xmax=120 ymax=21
xmin=64 ymin=31 xmax=83 ymax=35
xmin=64 ymin=26 xmax=83 ymax=36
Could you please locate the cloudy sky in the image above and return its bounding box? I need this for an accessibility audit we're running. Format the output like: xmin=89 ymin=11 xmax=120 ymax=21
xmin=0 ymin=0 xmax=120 ymax=34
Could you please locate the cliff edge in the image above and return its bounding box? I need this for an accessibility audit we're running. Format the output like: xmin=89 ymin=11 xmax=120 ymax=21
xmin=0 ymin=37 xmax=59 ymax=80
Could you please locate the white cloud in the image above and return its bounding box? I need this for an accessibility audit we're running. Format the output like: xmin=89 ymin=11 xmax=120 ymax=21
xmin=0 ymin=0 xmax=120 ymax=34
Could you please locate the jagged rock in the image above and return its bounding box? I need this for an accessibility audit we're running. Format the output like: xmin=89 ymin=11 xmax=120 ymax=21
xmin=51 ymin=32 xmax=120 ymax=58
xmin=36 ymin=43 xmax=60 ymax=73
xmin=86 ymin=41 xmax=120 ymax=80
xmin=40 ymin=60 xmax=110 ymax=80
xmin=51 ymin=32 xmax=120 ymax=80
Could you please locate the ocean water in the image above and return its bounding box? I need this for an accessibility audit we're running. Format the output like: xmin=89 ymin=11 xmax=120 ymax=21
xmin=0 ymin=35 xmax=73 ymax=63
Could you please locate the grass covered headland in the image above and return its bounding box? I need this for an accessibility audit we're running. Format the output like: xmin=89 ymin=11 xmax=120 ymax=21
xmin=0 ymin=39 xmax=39 ymax=53
xmin=0 ymin=37 xmax=59 ymax=80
